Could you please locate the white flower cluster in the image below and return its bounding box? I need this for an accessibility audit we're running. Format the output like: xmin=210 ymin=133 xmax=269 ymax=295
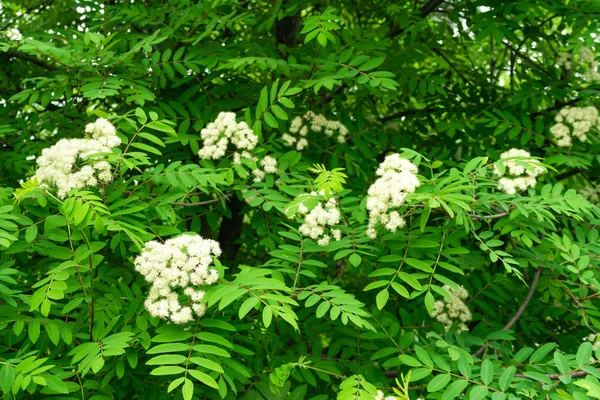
xmin=282 ymin=111 xmax=348 ymax=151
xmin=3 ymin=28 xmax=22 ymax=41
xmin=197 ymin=112 xmax=258 ymax=160
xmin=550 ymin=106 xmax=598 ymax=147
xmin=35 ymin=118 xmax=120 ymax=198
xmin=557 ymin=47 xmax=600 ymax=81
xmin=365 ymin=154 xmax=420 ymax=239
xmin=374 ymin=390 xmax=397 ymax=400
xmin=134 ymin=235 xmax=221 ymax=324
xmin=580 ymin=184 xmax=600 ymax=202
xmin=587 ymin=334 xmax=600 ymax=360
xmin=494 ymin=148 xmax=545 ymax=195
xmin=297 ymin=197 xmax=342 ymax=246
xmin=429 ymin=285 xmax=472 ymax=333
xmin=252 ymin=155 xmax=279 ymax=183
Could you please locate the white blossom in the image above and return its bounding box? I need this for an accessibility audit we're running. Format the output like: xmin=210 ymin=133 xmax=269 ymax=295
xmin=374 ymin=390 xmax=397 ymax=400
xmin=579 ymin=46 xmax=595 ymax=63
xmin=580 ymin=184 xmax=600 ymax=202
xmin=556 ymin=52 xmax=572 ymax=69
xmin=198 ymin=112 xmax=258 ymax=160
xmin=281 ymin=112 xmax=348 ymax=151
xmin=4 ymin=28 xmax=22 ymax=41
xmin=295 ymin=198 xmax=342 ymax=245
xmin=35 ymin=119 xmax=120 ymax=198
xmin=251 ymin=155 xmax=279 ymax=183
xmin=550 ymin=106 xmax=598 ymax=147
xmin=134 ymin=234 xmax=222 ymax=324
xmin=85 ymin=117 xmax=121 ymax=147
xmin=429 ymin=285 xmax=472 ymax=333
xmin=494 ymin=148 xmax=545 ymax=195
xmin=366 ymin=154 xmax=420 ymax=239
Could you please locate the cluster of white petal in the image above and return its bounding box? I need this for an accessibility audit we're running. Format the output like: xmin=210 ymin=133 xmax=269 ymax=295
xmin=587 ymin=334 xmax=600 ymax=359
xmin=374 ymin=390 xmax=397 ymax=400
xmin=557 ymin=47 xmax=600 ymax=81
xmin=297 ymin=197 xmax=342 ymax=246
xmin=494 ymin=148 xmax=545 ymax=195
xmin=580 ymin=184 xmax=600 ymax=202
xmin=252 ymin=155 xmax=279 ymax=183
xmin=557 ymin=52 xmax=572 ymax=69
xmin=198 ymin=112 xmax=258 ymax=160
xmin=35 ymin=118 xmax=120 ymax=198
xmin=429 ymin=285 xmax=472 ymax=333
xmin=4 ymin=28 xmax=22 ymax=41
xmin=134 ymin=234 xmax=221 ymax=324
xmin=550 ymin=106 xmax=598 ymax=147
xmin=366 ymin=154 xmax=420 ymax=239
xmin=282 ymin=111 xmax=348 ymax=151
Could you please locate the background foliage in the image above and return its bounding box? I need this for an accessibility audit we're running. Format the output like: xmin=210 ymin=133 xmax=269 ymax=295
xmin=1 ymin=0 xmax=600 ymax=399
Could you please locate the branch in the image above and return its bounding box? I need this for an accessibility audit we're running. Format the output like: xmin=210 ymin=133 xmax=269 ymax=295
xmin=379 ymin=107 xmax=437 ymax=123
xmin=3 ymin=50 xmax=57 ymax=70
xmin=169 ymin=192 xmax=233 ymax=207
xmin=389 ymin=0 xmax=445 ymax=38
xmin=530 ymin=97 xmax=585 ymax=118
xmin=555 ymin=168 xmax=585 ymax=181
xmin=473 ymin=267 xmax=542 ymax=357
xmin=0 ymin=0 xmax=56 ymax=31
xmin=561 ymin=286 xmax=586 ymax=309
xmin=515 ymin=368 xmax=600 ymax=381
xmin=502 ymin=40 xmax=552 ymax=77
xmin=471 ymin=211 xmax=510 ymax=220
xmin=432 ymin=47 xmax=473 ymax=86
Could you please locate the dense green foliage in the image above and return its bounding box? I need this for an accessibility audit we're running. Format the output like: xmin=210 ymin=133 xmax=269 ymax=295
xmin=2 ymin=0 xmax=600 ymax=399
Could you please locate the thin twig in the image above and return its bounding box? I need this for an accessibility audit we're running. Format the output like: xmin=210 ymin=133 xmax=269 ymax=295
xmin=473 ymin=267 xmax=542 ymax=357
xmin=169 ymin=192 xmax=233 ymax=207
xmin=515 ymin=368 xmax=600 ymax=381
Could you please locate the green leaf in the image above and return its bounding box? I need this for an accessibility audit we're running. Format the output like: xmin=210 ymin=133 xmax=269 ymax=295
xmin=376 ymin=288 xmax=389 ymax=310
xmin=480 ymin=359 xmax=494 ymax=385
xmin=147 ymin=343 xmax=191 ymax=354
xmin=182 ymin=378 xmax=194 ymax=400
xmin=146 ymin=355 xmax=187 ymax=365
xmin=25 ymin=225 xmax=38 ymax=243
xmin=469 ymin=385 xmax=489 ymax=400
xmin=316 ymin=301 xmax=330 ymax=318
xmin=424 ymin=291 xmax=435 ymax=314
xmin=359 ymin=57 xmax=385 ymax=71
xmin=262 ymin=305 xmax=273 ymax=327
xmin=427 ymin=373 xmax=451 ymax=392
xmin=0 ymin=364 xmax=14 ymax=394
xmin=150 ymin=366 xmax=186 ymax=375
xmin=577 ymin=342 xmax=593 ymax=367
xmin=442 ymin=379 xmax=469 ymax=400
xmin=554 ymin=351 xmax=570 ymax=375
xmin=498 ymin=366 xmax=515 ymax=391
xmin=135 ymin=108 xmax=147 ymax=124
xmin=146 ymin=121 xmax=176 ymax=135
xmin=529 ymin=343 xmax=556 ymax=363
xmin=188 ymin=369 xmax=219 ymax=389
xmin=239 ymin=296 xmax=259 ymax=319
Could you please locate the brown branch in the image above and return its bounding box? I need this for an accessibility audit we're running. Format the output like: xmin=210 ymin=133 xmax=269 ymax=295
xmin=502 ymin=40 xmax=552 ymax=77
xmin=169 ymin=192 xmax=233 ymax=207
xmin=473 ymin=267 xmax=542 ymax=357
xmin=379 ymin=107 xmax=437 ymax=123
xmin=561 ymin=286 xmax=586 ymax=309
xmin=3 ymin=50 xmax=57 ymax=70
xmin=471 ymin=211 xmax=511 ymax=220
xmin=389 ymin=0 xmax=445 ymax=38
xmin=432 ymin=47 xmax=473 ymax=86
xmin=555 ymin=168 xmax=585 ymax=181
xmin=530 ymin=97 xmax=585 ymax=118
xmin=515 ymin=368 xmax=600 ymax=381
xmin=0 ymin=0 xmax=56 ymax=31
